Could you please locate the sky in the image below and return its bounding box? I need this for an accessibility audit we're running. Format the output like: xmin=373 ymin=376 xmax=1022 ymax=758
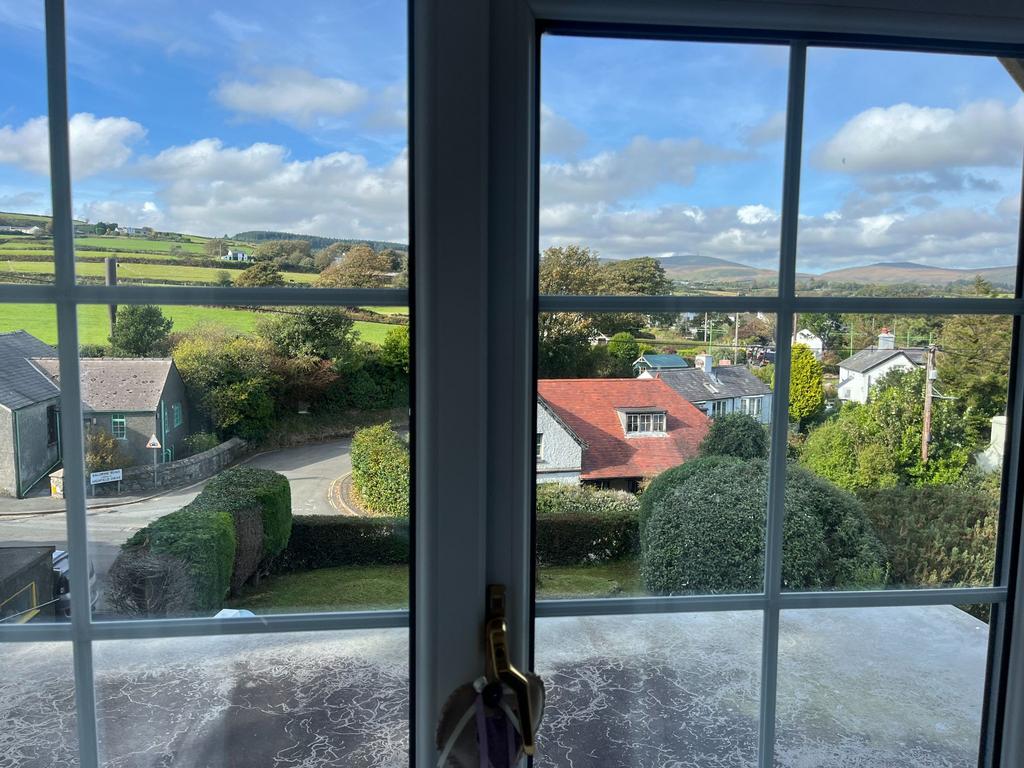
xmin=0 ymin=2 xmax=1021 ymax=273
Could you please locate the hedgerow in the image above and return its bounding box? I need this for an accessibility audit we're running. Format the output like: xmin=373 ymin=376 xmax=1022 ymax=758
xmin=351 ymin=423 xmax=410 ymax=517
xmin=535 ymin=483 xmax=640 ymax=565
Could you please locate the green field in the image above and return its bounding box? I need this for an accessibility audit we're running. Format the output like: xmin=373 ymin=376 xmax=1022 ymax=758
xmin=72 ymin=236 xmax=208 ymax=254
xmin=0 ymin=304 xmax=393 ymax=346
xmin=0 ymin=260 xmax=318 ymax=285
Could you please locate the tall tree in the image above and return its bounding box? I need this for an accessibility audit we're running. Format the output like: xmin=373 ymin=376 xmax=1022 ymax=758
xmin=779 ymin=343 xmax=824 ymax=428
xmin=235 ymin=261 xmax=286 ymax=287
xmin=109 ymin=305 xmax=173 ymax=357
xmin=204 ymin=238 xmax=227 ymax=258
xmin=257 ymin=307 xmax=355 ymax=360
xmin=316 ymin=244 xmax=393 ymax=288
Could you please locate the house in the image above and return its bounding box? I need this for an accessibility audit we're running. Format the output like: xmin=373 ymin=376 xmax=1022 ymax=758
xmin=0 ymin=331 xmax=62 ymax=497
xmin=116 ymin=226 xmax=142 ymax=236
xmin=792 ymin=328 xmax=824 ymax=360
xmin=537 ymin=378 xmax=710 ymax=492
xmin=837 ymin=328 xmax=924 ymax=404
xmin=650 ymin=354 xmax=773 ymax=423
xmin=32 ymin=357 xmax=191 ymax=466
xmin=221 ymin=249 xmax=252 ymax=262
xmin=632 ymin=352 xmax=689 ymax=376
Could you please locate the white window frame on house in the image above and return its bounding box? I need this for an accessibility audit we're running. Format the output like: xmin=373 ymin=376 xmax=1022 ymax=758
xmin=110 ymin=414 xmax=126 ymax=440
xmin=536 ymin=432 xmax=544 ymax=459
xmin=742 ymin=396 xmax=763 ymax=418
xmin=709 ymin=400 xmax=729 ymax=418
xmin=2 ymin=3 xmax=1023 ymax=768
xmin=626 ymin=411 xmax=666 ymax=433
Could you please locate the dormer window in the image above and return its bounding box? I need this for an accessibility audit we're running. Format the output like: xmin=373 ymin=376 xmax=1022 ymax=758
xmin=626 ymin=411 xmax=666 ymax=433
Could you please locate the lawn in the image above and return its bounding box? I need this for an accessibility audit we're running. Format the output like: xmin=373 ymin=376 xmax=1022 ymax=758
xmin=0 ymin=303 xmax=392 ymax=346
xmin=229 ymin=560 xmax=644 ymax=613
xmin=73 ymin=236 xmax=207 ymax=254
xmin=0 ymin=260 xmax=318 ymax=285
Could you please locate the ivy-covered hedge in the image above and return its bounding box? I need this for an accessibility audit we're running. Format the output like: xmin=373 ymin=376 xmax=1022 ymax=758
xmin=274 ymin=515 xmax=410 ymax=572
xmin=350 ymin=423 xmax=409 ymax=517
xmin=107 ymin=468 xmax=291 ymax=616
xmin=641 ymin=456 xmax=885 ymax=594
xmin=536 ymin=483 xmax=640 ymax=565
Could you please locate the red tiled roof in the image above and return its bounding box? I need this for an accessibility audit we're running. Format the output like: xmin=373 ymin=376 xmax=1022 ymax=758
xmin=538 ymin=378 xmax=710 ymax=481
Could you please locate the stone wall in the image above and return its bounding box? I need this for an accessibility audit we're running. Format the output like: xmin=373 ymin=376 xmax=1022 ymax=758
xmin=52 ymin=437 xmax=248 ymax=497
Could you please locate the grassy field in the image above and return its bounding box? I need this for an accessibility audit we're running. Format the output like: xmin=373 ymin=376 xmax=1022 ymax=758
xmin=230 ymin=560 xmax=643 ymax=613
xmin=0 ymin=304 xmax=393 ymax=346
xmin=72 ymin=235 xmax=207 ymax=254
xmin=0 ymin=260 xmax=319 ymax=285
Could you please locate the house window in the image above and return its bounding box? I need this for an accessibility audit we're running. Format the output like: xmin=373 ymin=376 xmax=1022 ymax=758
xmin=46 ymin=405 xmax=58 ymax=446
xmin=536 ymin=432 xmax=544 ymax=460
xmin=627 ymin=412 xmax=666 ymax=433
xmin=709 ymin=400 xmax=728 ymax=418
xmin=111 ymin=414 xmax=126 ymax=440
xmin=172 ymin=403 xmax=182 ymax=428
xmin=741 ymin=397 xmax=762 ymax=417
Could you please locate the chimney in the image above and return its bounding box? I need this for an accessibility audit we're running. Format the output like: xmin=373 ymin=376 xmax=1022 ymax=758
xmin=696 ymin=354 xmax=715 ymax=378
xmin=877 ymin=327 xmax=895 ymax=350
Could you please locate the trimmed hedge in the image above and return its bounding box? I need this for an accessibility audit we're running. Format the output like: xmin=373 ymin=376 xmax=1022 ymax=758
xmin=350 ymin=423 xmax=410 ymax=517
xmin=274 ymin=515 xmax=410 ymax=572
xmin=535 ymin=483 xmax=639 ymax=565
xmin=107 ymin=468 xmax=291 ymax=616
xmin=641 ymin=457 xmax=885 ymax=594
xmin=698 ymin=413 xmax=769 ymax=460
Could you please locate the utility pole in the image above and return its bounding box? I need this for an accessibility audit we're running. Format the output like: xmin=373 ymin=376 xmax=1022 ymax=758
xmin=921 ymin=345 xmax=936 ymax=462
xmin=704 ymin=312 xmax=709 ymax=346
xmin=105 ymin=257 xmax=117 ymax=337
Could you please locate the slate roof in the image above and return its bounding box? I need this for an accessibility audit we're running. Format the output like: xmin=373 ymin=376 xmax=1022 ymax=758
xmin=838 ymin=347 xmax=925 ymax=373
xmin=636 ymin=353 xmax=689 ymax=370
xmin=538 ymin=379 xmax=709 ymax=480
xmin=0 ymin=331 xmax=60 ymax=410
xmin=32 ymin=358 xmax=175 ymax=413
xmin=655 ymin=366 xmax=771 ymax=403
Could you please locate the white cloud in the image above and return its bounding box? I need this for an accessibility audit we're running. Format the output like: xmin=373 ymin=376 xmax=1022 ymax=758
xmin=541 ymin=136 xmax=738 ymax=205
xmin=736 ymin=204 xmax=778 ymax=225
xmin=540 ymin=104 xmax=586 ymax=157
xmin=746 ymin=111 xmax=786 ymax=146
xmin=0 ymin=113 xmax=145 ymax=178
xmin=215 ymin=69 xmax=367 ymax=124
xmin=818 ymin=98 xmax=1024 ymax=173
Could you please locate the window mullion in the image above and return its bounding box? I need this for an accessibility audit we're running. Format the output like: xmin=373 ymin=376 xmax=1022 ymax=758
xmin=758 ymin=41 xmax=806 ymax=768
xmin=44 ymin=2 xmax=99 ymax=767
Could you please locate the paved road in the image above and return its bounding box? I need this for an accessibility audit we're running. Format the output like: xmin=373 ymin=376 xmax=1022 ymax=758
xmin=0 ymin=439 xmax=351 ymax=599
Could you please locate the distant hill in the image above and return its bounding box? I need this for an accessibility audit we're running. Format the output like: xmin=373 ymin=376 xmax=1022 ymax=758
xmin=234 ymin=230 xmax=408 ymax=253
xmin=0 ymin=211 xmax=85 ymax=228
xmin=648 ymin=254 xmax=778 ymax=283
xmin=811 ymin=261 xmax=1016 ymax=288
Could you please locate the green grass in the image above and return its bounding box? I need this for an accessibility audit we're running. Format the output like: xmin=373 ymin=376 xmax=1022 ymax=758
xmin=0 ymin=260 xmax=317 ymax=285
xmin=0 ymin=303 xmax=393 ymax=347
xmin=362 ymin=305 xmax=409 ymax=315
xmin=229 ymin=560 xmax=644 ymax=613
xmin=73 ymin=236 xmax=207 ymax=254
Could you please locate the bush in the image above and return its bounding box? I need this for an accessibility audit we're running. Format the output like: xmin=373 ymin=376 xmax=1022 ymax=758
xmin=640 ymin=457 xmax=884 ymax=594
xmin=638 ymin=455 xmax=742 ymax=543
xmin=274 ymin=515 xmax=410 ymax=572
xmin=184 ymin=431 xmax=220 ymax=455
xmin=85 ymin=429 xmax=133 ymax=472
xmin=858 ymin=484 xmax=996 ymax=588
xmin=698 ymin=413 xmax=769 ymax=460
xmin=535 ymin=483 xmax=640 ymax=565
xmin=107 ymin=468 xmax=291 ymax=615
xmin=351 ymin=423 xmax=410 ymax=517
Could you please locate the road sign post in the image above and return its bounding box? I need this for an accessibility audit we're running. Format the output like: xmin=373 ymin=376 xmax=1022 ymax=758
xmin=147 ymin=434 xmax=162 ymax=485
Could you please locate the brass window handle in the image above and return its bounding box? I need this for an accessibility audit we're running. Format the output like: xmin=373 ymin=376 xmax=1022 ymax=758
xmin=485 ymin=585 xmax=537 ymax=756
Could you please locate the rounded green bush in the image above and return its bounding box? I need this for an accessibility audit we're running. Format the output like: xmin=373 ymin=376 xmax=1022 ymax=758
xmin=351 ymin=423 xmax=410 ymax=517
xmin=640 ymin=456 xmax=884 ymax=594
xmin=698 ymin=412 xmax=769 ymax=460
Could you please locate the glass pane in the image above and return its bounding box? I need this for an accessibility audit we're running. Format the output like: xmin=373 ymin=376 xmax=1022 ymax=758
xmin=776 ymin=606 xmax=990 ymax=767
xmin=94 ymin=630 xmax=407 ymax=766
xmin=0 ymin=3 xmax=53 ymax=286
xmin=68 ymin=303 xmax=410 ymax=620
xmin=0 ymin=641 xmax=79 ymax=767
xmin=66 ymin=1 xmax=408 ymax=291
xmin=785 ymin=313 xmax=1009 ymax=591
xmin=540 ymin=36 xmax=788 ymax=297
xmin=535 ymin=611 xmax=763 ymax=766
xmin=797 ymin=48 xmax=1023 ymax=297
xmin=536 ymin=311 xmax=776 ymax=599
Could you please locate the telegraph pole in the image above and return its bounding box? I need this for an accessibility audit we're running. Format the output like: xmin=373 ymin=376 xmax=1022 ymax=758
xmin=921 ymin=345 xmax=935 ymax=462
xmin=105 ymin=257 xmax=117 ymax=337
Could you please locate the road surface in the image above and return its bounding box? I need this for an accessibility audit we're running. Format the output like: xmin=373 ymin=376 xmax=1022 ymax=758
xmin=0 ymin=439 xmax=352 ymax=604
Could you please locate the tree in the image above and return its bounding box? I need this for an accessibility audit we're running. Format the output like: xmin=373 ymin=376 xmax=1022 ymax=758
xmin=800 ymin=368 xmax=971 ymax=491
xmin=109 ymin=305 xmax=173 ymax=356
xmin=699 ymin=413 xmax=769 ymax=459
xmin=235 ymin=261 xmax=286 ymax=287
xmin=85 ymin=429 xmax=133 ymax=472
xmin=314 ymin=243 xmax=343 ymax=271
xmin=214 ymin=270 xmax=233 ymax=286
xmin=641 ymin=456 xmax=884 ymax=593
xmin=315 ymin=245 xmax=393 ymax=288
xmin=778 ymin=343 xmax=824 ymax=427
xmin=605 ymin=332 xmax=640 ymax=377
xmin=204 ymin=238 xmax=227 ymax=258
xmin=601 ymin=257 xmax=672 ymax=296
xmin=257 ymin=307 xmax=355 ymax=360
xmin=380 ymin=325 xmax=410 ymax=374
xmin=253 ymin=239 xmax=311 ymax=266
xmin=539 ymin=244 xmax=603 ymax=295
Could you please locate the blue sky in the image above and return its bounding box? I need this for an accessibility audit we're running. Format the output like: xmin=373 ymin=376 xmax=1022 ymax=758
xmin=0 ymin=3 xmax=1021 ymax=273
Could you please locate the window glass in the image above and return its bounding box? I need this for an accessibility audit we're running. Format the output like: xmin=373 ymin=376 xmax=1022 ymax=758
xmin=540 ymin=37 xmax=788 ymax=297
xmin=797 ymin=48 xmax=1023 ymax=297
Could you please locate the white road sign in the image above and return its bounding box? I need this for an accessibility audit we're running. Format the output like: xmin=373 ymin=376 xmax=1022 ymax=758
xmin=90 ymin=468 xmax=122 ymax=485
xmin=146 ymin=434 xmax=162 ymax=449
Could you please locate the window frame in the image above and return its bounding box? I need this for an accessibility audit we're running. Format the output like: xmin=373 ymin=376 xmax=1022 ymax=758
xmin=1 ymin=3 xmax=1022 ymax=768
xmin=110 ymin=414 xmax=126 ymax=441
xmin=171 ymin=403 xmax=182 ymax=429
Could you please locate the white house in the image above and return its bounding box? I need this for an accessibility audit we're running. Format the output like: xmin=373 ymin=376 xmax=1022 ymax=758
xmin=535 ymin=397 xmax=585 ymax=484
xmin=837 ymin=329 xmax=925 ymax=404
xmin=221 ymin=249 xmax=252 ymax=262
xmin=792 ymin=328 xmax=824 ymax=360
xmin=649 ymin=354 xmax=773 ymax=423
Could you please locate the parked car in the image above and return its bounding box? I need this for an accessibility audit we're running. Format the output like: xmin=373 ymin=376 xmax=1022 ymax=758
xmin=51 ymin=549 xmax=99 ymax=618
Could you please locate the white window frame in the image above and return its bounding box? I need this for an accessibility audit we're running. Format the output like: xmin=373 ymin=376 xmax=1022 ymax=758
xmin=2 ymin=4 xmax=1023 ymax=768
xmin=709 ymin=400 xmax=729 ymax=418
xmin=742 ymin=396 xmax=763 ymax=417
xmin=110 ymin=414 xmax=126 ymax=440
xmin=627 ymin=411 xmax=666 ymax=433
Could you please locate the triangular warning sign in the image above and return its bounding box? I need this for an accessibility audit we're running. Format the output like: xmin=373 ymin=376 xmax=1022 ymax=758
xmin=146 ymin=434 xmax=162 ymax=449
